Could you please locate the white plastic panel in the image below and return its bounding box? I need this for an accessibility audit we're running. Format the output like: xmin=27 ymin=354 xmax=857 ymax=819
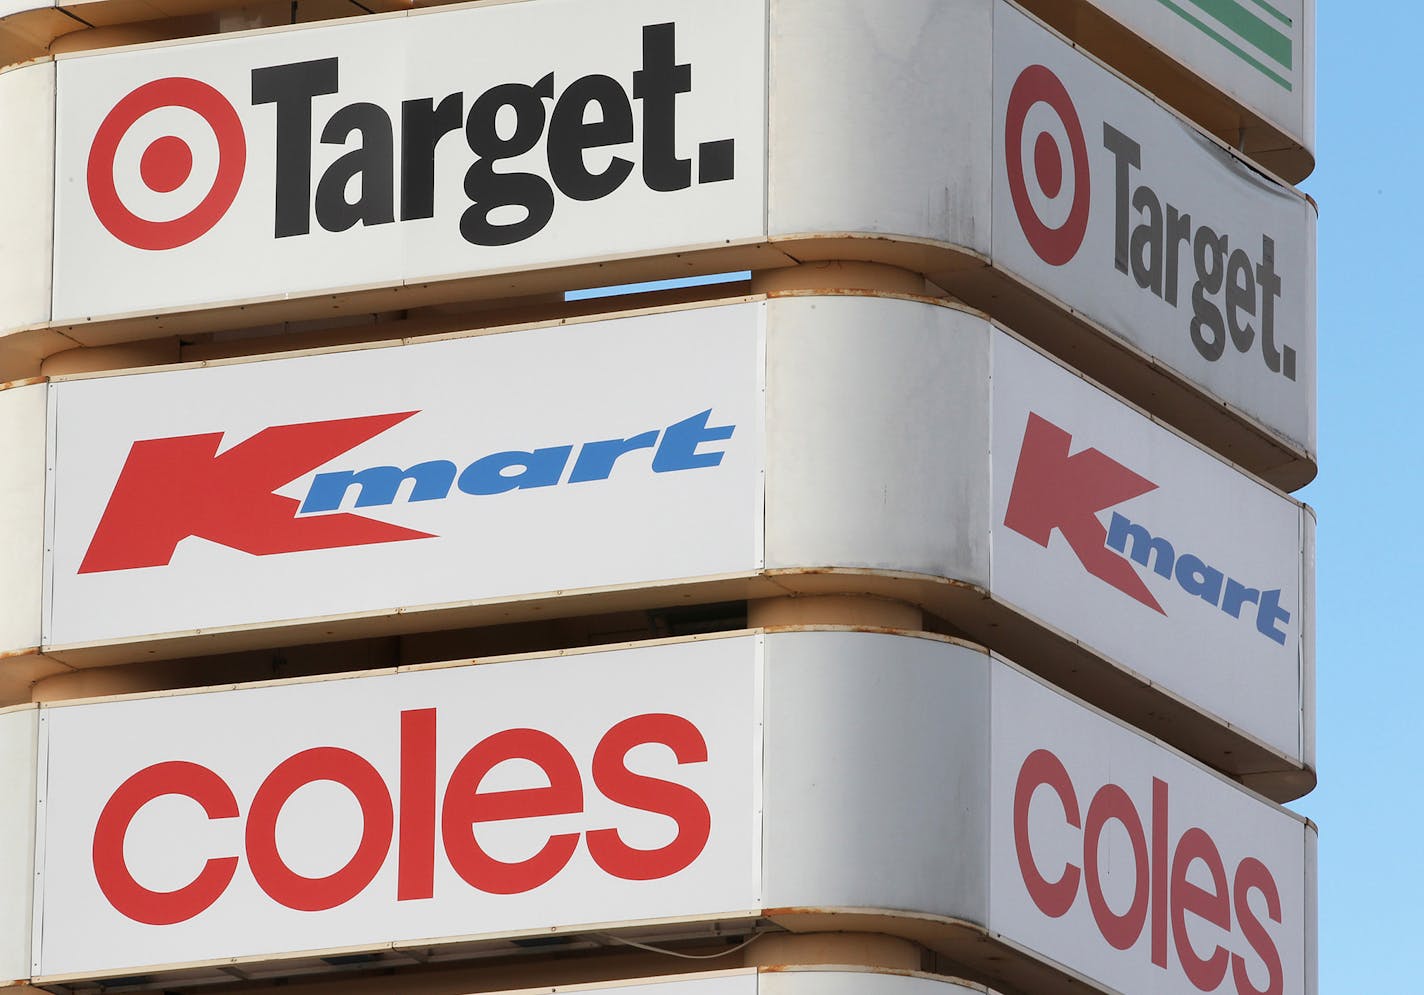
xmin=10 ymin=0 xmax=1314 ymax=474
xmin=35 ymin=638 xmax=761 ymax=978
xmin=21 ymin=630 xmax=1312 ymax=991
xmin=50 ymin=0 xmax=768 ymax=323
xmin=33 ymin=295 xmax=1310 ymax=769
xmin=1299 ymin=505 xmax=1315 ymax=772
xmin=767 ymin=0 xmax=992 ymax=248
xmin=987 ymin=661 xmax=1315 ymax=995
xmin=0 ymin=0 xmax=53 ymax=15
xmin=1303 ymin=818 xmax=1317 ymax=995
xmin=44 ymin=304 xmax=764 ymax=647
xmin=990 ymin=331 xmax=1307 ymax=761
xmin=760 ymin=631 xmax=990 ymax=917
xmin=0 ymin=706 xmax=38 ymax=984
xmin=991 ymin=2 xmax=1316 ymax=457
xmin=763 ymin=295 xmax=991 ymax=585
xmin=0 ymin=382 xmax=47 ymax=655
xmin=0 ymin=61 xmax=54 ymax=332
xmin=1075 ymin=0 xmax=1311 ymax=153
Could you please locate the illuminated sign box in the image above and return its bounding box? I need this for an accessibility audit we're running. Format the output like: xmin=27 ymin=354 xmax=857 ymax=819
xmin=1019 ymin=0 xmax=1313 ymax=180
xmin=1 ymin=294 xmax=1314 ymax=791
xmin=1 ymin=631 xmax=1315 ymax=993
xmin=0 ymin=0 xmax=1315 ymax=484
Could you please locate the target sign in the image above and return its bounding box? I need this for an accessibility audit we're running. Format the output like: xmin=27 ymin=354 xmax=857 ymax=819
xmin=86 ymin=77 xmax=246 ymax=251
xmin=1004 ymin=64 xmax=1090 ymax=266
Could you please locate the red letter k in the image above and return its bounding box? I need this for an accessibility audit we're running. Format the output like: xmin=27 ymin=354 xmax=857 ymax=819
xmin=79 ymin=413 xmax=433 ymax=574
xmin=1003 ymin=412 xmax=1164 ymax=614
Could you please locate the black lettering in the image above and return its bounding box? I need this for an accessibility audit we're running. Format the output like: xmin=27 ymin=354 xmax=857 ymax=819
xmin=314 ymin=102 xmax=395 ymax=232
xmin=1190 ymin=225 xmax=1228 ymax=362
xmin=251 ymin=58 xmax=340 ymax=238
xmin=1225 ymin=247 xmax=1257 ymax=353
xmin=1102 ymin=123 xmax=1141 ymax=277
xmin=548 ymin=74 xmax=635 ymax=201
xmin=1164 ymin=205 xmax=1192 ymax=307
xmin=698 ymin=139 xmax=735 ymax=183
xmin=633 ymin=22 xmax=692 ymax=192
xmin=461 ymin=74 xmax=556 ymax=247
xmin=1129 ymin=184 xmax=1164 ymax=298
xmin=1256 ymin=235 xmax=1288 ymax=377
xmin=400 ymin=93 xmax=464 ymax=221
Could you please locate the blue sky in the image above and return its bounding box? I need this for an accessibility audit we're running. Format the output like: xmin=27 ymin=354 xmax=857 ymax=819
xmin=1290 ymin=2 xmax=1417 ymax=989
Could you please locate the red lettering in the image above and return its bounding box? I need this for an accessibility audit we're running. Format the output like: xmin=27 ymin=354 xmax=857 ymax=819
xmin=1014 ymin=751 xmax=1289 ymax=995
xmin=92 ymin=761 xmax=239 ymax=925
xmin=441 ymin=728 xmax=583 ymax=894
xmin=1171 ymin=827 xmax=1231 ymax=991
xmin=1002 ymin=412 xmax=1164 ymax=613
xmin=94 ymin=711 xmax=711 ymax=920
xmin=1232 ymin=857 xmax=1284 ymax=995
xmin=245 ymin=748 xmax=393 ymax=911
xmin=586 ymin=713 xmax=711 ymax=879
xmin=1084 ymin=783 xmax=1150 ymax=950
xmin=397 ymin=708 xmax=437 ymax=901
xmin=79 ymin=413 xmax=431 ymax=573
xmin=1013 ymin=748 xmax=1082 ymax=918
xmin=1152 ymin=776 xmax=1170 ymax=968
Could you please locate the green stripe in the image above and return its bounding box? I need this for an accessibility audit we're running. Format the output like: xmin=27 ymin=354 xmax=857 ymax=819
xmin=1152 ymin=0 xmax=1293 ymax=90
xmin=1242 ymin=0 xmax=1293 ymax=29
xmin=1185 ymin=0 xmax=1292 ymax=68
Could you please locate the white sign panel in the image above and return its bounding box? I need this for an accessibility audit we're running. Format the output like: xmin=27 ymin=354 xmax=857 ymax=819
xmin=1075 ymin=0 xmax=1310 ymax=148
xmin=991 ymin=332 xmax=1305 ymax=759
xmin=34 ymin=295 xmax=1307 ymax=770
xmin=0 ymin=61 xmax=55 ymax=334
xmin=0 ymin=0 xmax=50 ymax=19
xmin=990 ymin=663 xmax=1309 ymax=995
xmin=0 ymin=708 xmax=38 ymax=984
xmin=51 ymin=0 xmax=766 ymax=320
xmin=992 ymin=1 xmax=1315 ymax=454
xmin=20 ymin=630 xmax=1312 ymax=988
xmin=0 ymin=383 xmax=46 ymax=655
xmin=25 ymin=0 xmax=1314 ymax=479
xmin=35 ymin=638 xmax=760 ymax=977
xmin=44 ymin=303 xmax=762 ymax=647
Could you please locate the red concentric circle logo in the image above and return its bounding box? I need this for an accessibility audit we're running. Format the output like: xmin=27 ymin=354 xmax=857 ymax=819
xmin=87 ymin=77 xmax=246 ymax=251
xmin=1005 ymin=64 xmax=1090 ymax=266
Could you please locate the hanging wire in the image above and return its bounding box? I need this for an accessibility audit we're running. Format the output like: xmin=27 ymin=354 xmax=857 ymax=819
xmin=591 ymin=931 xmax=766 ymax=960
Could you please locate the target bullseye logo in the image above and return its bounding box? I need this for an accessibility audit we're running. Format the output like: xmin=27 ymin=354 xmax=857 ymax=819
xmin=1005 ymin=64 xmax=1090 ymax=266
xmin=87 ymin=77 xmax=246 ymax=251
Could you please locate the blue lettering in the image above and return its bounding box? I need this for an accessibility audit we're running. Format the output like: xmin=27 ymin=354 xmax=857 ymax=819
xmin=652 ymin=409 xmax=734 ymax=473
xmin=1254 ymin=588 xmax=1291 ymax=645
xmin=1105 ymin=512 xmax=1288 ymax=644
xmin=569 ymin=430 xmax=659 ymax=483
xmin=1174 ymin=553 xmax=1224 ymax=606
xmin=1221 ymin=577 xmax=1259 ymax=619
xmin=1106 ymin=512 xmax=1174 ymax=578
xmin=458 ymin=446 xmax=572 ymax=495
xmin=298 ymin=409 xmax=735 ymax=513
xmin=300 ymin=460 xmax=457 ymax=512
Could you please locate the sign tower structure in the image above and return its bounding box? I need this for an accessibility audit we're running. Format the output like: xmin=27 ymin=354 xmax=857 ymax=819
xmin=0 ymin=2 xmax=1318 ymax=994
